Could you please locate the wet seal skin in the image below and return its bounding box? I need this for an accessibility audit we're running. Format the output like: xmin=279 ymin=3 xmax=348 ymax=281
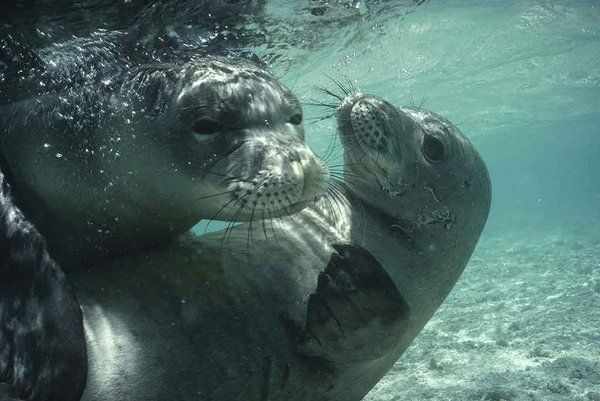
xmin=74 ymin=90 xmax=490 ymax=401
xmin=0 ymin=171 xmax=86 ymax=401
xmin=0 ymin=34 xmax=328 ymax=401
xmin=0 ymin=34 xmax=328 ymax=268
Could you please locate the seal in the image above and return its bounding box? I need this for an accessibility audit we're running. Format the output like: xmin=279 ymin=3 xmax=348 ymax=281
xmin=0 ymin=34 xmax=327 ymax=400
xmin=72 ymin=92 xmax=491 ymax=401
xmin=0 ymin=34 xmax=328 ymax=266
xmin=0 ymin=170 xmax=87 ymax=401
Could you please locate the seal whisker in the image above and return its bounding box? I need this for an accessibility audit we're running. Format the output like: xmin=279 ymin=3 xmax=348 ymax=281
xmin=329 ymin=161 xmax=369 ymax=170
xmin=327 ymin=75 xmax=352 ymax=97
xmin=328 ymin=174 xmax=363 ymax=187
xmin=246 ymin=205 xmax=256 ymax=253
xmin=327 ymin=190 xmax=344 ymax=224
xmin=345 ymin=77 xmax=359 ymax=95
xmin=324 ymin=190 xmax=340 ymax=225
xmin=195 ymin=170 xmax=256 ymax=184
xmin=201 ymin=196 xmax=241 ymax=234
xmin=260 ymin=209 xmax=270 ymax=241
xmin=326 ymin=180 xmax=350 ymax=224
xmin=327 ymin=166 xmax=363 ymax=178
xmin=201 ymin=173 xmax=268 ymax=234
xmin=316 ymin=86 xmax=344 ymax=102
xmin=221 ymin=209 xmax=243 ymax=249
xmin=223 ymin=178 xmax=266 ymax=247
xmin=218 ymin=189 xmax=256 ymax=247
xmin=331 ymin=175 xmax=369 ymax=241
xmin=303 ymin=100 xmax=338 ymax=109
xmin=193 ymin=189 xmax=236 ymax=201
xmin=304 ymin=97 xmax=337 ymax=124
xmin=265 ymin=208 xmax=280 ymax=242
xmin=327 ymin=169 xmax=369 ymax=186
xmin=307 ymin=112 xmax=336 ymax=125
xmin=318 ymin=131 xmax=340 ymax=165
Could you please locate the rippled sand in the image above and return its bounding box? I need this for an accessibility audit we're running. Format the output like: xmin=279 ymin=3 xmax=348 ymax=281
xmin=365 ymin=227 xmax=600 ymax=401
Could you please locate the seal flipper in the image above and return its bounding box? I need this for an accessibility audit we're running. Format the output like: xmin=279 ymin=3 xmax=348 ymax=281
xmin=297 ymin=244 xmax=410 ymax=366
xmin=0 ymin=171 xmax=86 ymax=401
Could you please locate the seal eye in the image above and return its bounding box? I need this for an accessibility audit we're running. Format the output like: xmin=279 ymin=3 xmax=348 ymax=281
xmin=289 ymin=113 xmax=303 ymax=125
xmin=422 ymin=134 xmax=446 ymax=163
xmin=192 ymin=118 xmax=222 ymax=143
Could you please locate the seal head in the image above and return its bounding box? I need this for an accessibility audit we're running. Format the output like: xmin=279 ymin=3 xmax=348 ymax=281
xmin=169 ymin=58 xmax=327 ymax=221
xmin=0 ymin=37 xmax=327 ymax=265
xmin=337 ymin=93 xmax=491 ymax=241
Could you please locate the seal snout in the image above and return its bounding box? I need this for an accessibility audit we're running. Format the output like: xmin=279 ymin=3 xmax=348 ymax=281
xmin=223 ymin=145 xmax=328 ymax=219
xmin=231 ymin=169 xmax=303 ymax=212
xmin=337 ymin=94 xmax=395 ymax=158
xmin=349 ymin=99 xmax=390 ymax=153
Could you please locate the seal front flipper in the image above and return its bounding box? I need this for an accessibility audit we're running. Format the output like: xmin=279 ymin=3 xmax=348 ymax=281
xmin=297 ymin=244 xmax=410 ymax=366
xmin=0 ymin=171 xmax=86 ymax=401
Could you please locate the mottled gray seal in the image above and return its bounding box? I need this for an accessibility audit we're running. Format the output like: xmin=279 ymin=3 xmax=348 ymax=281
xmin=0 ymin=34 xmax=327 ymax=266
xmin=0 ymin=35 xmax=328 ymax=401
xmin=0 ymin=170 xmax=87 ymax=401
xmin=73 ymin=91 xmax=490 ymax=401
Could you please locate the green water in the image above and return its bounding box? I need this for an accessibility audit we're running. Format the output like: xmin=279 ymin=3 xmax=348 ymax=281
xmin=195 ymin=0 xmax=600 ymax=237
xmin=254 ymin=2 xmax=600 ymax=399
xmin=4 ymin=1 xmax=598 ymax=399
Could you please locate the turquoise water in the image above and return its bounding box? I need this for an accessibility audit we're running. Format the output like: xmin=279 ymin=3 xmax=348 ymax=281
xmin=192 ymin=6 xmax=600 ymax=398
xmin=282 ymin=0 xmax=600 ymax=231
xmin=4 ymin=1 xmax=599 ymax=399
xmin=195 ymin=1 xmax=600 ymax=399
xmin=254 ymin=2 xmax=600 ymax=399
xmin=196 ymin=0 xmax=600 ymax=236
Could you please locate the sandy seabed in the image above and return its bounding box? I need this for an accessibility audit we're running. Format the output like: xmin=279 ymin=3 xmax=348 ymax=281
xmin=365 ymin=227 xmax=600 ymax=401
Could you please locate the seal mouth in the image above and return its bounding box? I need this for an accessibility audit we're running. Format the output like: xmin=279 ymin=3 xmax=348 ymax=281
xmin=208 ymin=141 xmax=328 ymax=221
xmin=222 ymin=169 xmax=325 ymax=220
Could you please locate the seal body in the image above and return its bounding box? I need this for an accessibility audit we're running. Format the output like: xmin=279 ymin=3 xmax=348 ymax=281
xmin=75 ymin=93 xmax=491 ymax=400
xmin=0 ymin=171 xmax=86 ymax=401
xmin=0 ymin=35 xmax=327 ymax=267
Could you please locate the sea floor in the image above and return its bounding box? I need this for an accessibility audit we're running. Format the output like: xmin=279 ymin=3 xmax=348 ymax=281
xmin=365 ymin=226 xmax=600 ymax=401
